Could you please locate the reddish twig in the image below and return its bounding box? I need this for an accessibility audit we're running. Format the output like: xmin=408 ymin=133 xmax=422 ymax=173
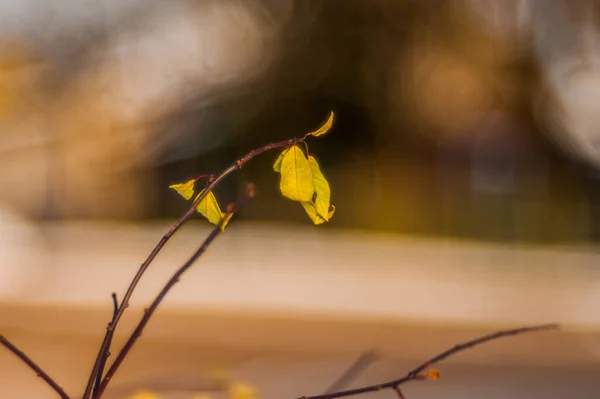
xmin=0 ymin=335 xmax=72 ymax=399
xmin=92 ymin=184 xmax=255 ymax=399
xmin=298 ymin=323 xmax=559 ymax=399
xmin=83 ymin=136 xmax=301 ymax=399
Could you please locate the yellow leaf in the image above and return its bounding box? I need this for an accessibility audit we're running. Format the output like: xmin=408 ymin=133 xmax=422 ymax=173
xmin=195 ymin=190 xmax=225 ymax=228
xmin=308 ymin=156 xmax=333 ymax=220
xmin=193 ymin=395 xmax=213 ymax=399
xmin=279 ymin=145 xmax=314 ymax=202
xmin=301 ymin=201 xmax=327 ymax=225
xmin=228 ymin=382 xmax=258 ymax=399
xmin=300 ymin=156 xmax=334 ymax=225
xmin=130 ymin=390 xmax=161 ymax=399
xmin=169 ymin=179 xmax=195 ymax=200
xmin=328 ymin=205 xmax=335 ymax=220
xmin=308 ymin=111 xmax=334 ymax=137
xmin=273 ymin=148 xmax=290 ymax=173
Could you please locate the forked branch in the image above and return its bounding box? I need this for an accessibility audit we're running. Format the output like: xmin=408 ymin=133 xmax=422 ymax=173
xmin=0 ymin=335 xmax=72 ymax=399
xmin=299 ymin=323 xmax=559 ymax=399
xmin=92 ymin=184 xmax=256 ymax=399
xmin=83 ymin=134 xmax=314 ymax=399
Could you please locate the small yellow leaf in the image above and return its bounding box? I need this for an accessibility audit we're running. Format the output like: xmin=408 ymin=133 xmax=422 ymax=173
xmin=425 ymin=369 xmax=440 ymax=380
xmin=279 ymin=145 xmax=314 ymax=202
xmin=195 ymin=190 xmax=225 ymax=228
xmin=229 ymin=382 xmax=258 ymax=399
xmin=300 ymin=156 xmax=334 ymax=225
xmin=273 ymin=148 xmax=290 ymax=173
xmin=130 ymin=390 xmax=161 ymax=399
xmin=301 ymin=201 xmax=327 ymax=225
xmin=327 ymin=205 xmax=335 ymax=220
xmin=308 ymin=156 xmax=333 ymax=220
xmin=169 ymin=179 xmax=195 ymax=200
xmin=308 ymin=111 xmax=334 ymax=137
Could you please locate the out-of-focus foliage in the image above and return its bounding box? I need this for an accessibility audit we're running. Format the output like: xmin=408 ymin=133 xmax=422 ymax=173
xmin=0 ymin=0 xmax=598 ymax=243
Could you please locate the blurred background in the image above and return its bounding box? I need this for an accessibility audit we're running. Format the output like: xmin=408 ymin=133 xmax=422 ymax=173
xmin=0 ymin=0 xmax=599 ymax=398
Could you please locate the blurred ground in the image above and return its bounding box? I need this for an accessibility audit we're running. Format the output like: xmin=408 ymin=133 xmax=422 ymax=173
xmin=1 ymin=221 xmax=600 ymax=398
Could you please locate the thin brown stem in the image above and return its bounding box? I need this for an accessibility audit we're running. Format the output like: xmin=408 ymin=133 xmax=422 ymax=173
xmin=393 ymin=387 xmax=406 ymax=399
xmin=298 ymin=323 xmax=559 ymax=399
xmin=83 ymin=136 xmax=299 ymax=399
xmin=0 ymin=335 xmax=72 ymax=399
xmin=92 ymin=184 xmax=255 ymax=399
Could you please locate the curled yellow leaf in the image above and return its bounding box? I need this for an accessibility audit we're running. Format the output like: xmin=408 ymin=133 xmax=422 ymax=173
xmin=301 ymin=202 xmax=326 ymax=225
xmin=273 ymin=147 xmax=290 ymax=173
xmin=195 ymin=190 xmax=226 ymax=230
xmin=308 ymin=111 xmax=334 ymax=137
xmin=300 ymin=156 xmax=334 ymax=225
xmin=279 ymin=145 xmax=314 ymax=202
xmin=169 ymin=179 xmax=196 ymax=200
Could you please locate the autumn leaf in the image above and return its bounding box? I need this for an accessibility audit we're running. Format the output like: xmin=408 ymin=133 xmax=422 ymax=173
xmin=307 ymin=111 xmax=334 ymax=138
xmin=273 ymin=147 xmax=290 ymax=173
xmin=195 ymin=190 xmax=227 ymax=230
xmin=308 ymin=156 xmax=333 ymax=219
xmin=301 ymin=202 xmax=326 ymax=225
xmin=300 ymin=156 xmax=334 ymax=225
xmin=278 ymin=145 xmax=314 ymax=202
xmin=169 ymin=179 xmax=196 ymax=200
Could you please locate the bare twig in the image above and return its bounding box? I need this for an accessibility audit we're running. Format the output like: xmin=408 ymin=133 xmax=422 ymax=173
xmin=83 ymin=136 xmax=301 ymax=399
xmin=92 ymin=184 xmax=256 ymax=399
xmin=298 ymin=323 xmax=559 ymax=399
xmin=0 ymin=335 xmax=72 ymax=399
xmin=93 ymin=293 xmax=119 ymax=394
xmin=324 ymin=350 xmax=380 ymax=394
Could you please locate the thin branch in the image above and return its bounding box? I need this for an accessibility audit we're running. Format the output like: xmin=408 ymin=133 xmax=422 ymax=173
xmin=392 ymin=387 xmax=406 ymax=399
xmin=405 ymin=323 xmax=559 ymax=377
xmin=0 ymin=335 xmax=72 ymax=399
xmin=324 ymin=350 xmax=379 ymax=394
xmin=92 ymin=184 xmax=255 ymax=399
xmin=93 ymin=293 xmax=119 ymax=394
xmin=298 ymin=323 xmax=559 ymax=399
xmin=83 ymin=136 xmax=300 ymax=399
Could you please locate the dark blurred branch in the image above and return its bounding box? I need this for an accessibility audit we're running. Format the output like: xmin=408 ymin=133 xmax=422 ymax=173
xmin=300 ymin=324 xmax=559 ymax=399
xmin=0 ymin=335 xmax=72 ymax=399
xmin=324 ymin=350 xmax=380 ymax=394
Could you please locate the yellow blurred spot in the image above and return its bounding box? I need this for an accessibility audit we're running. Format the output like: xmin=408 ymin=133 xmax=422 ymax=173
xmin=130 ymin=390 xmax=161 ymax=399
xmin=229 ymin=382 xmax=258 ymax=399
